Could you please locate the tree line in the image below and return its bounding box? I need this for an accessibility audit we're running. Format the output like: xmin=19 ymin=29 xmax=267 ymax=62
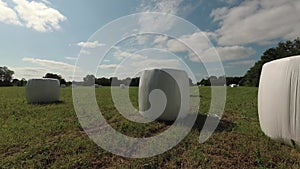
xmin=241 ymin=38 xmax=300 ymax=86
xmin=0 ymin=68 xmax=241 ymax=87
xmin=1 ymin=37 xmax=299 ymax=87
xmin=197 ymin=76 xmax=242 ymax=86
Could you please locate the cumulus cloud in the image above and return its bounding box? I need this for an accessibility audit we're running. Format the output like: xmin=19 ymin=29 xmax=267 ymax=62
xmin=0 ymin=0 xmax=22 ymax=25
xmin=215 ymin=46 xmax=256 ymax=61
xmin=229 ymin=60 xmax=256 ymax=66
xmin=9 ymin=66 xmax=48 ymax=80
xmin=10 ymin=66 xmax=77 ymax=81
xmin=189 ymin=46 xmax=256 ymax=62
xmin=153 ymin=35 xmax=169 ymax=44
xmin=114 ymin=51 xmax=147 ymax=60
xmin=158 ymin=31 xmax=255 ymax=62
xmin=168 ymin=32 xmax=212 ymax=53
xmin=0 ymin=0 xmax=66 ymax=32
xmin=109 ymin=58 xmax=182 ymax=79
xmin=138 ymin=0 xmax=202 ymax=16
xmin=121 ymin=31 xmax=255 ymax=63
xmin=137 ymin=0 xmax=202 ymax=32
xmin=99 ymin=64 xmax=122 ymax=70
xmin=77 ymin=41 xmax=105 ymax=48
xmin=211 ymin=0 xmax=300 ymax=45
xmin=220 ymin=0 xmax=239 ymax=5
xmin=139 ymin=0 xmax=183 ymax=15
xmin=22 ymin=57 xmax=76 ymax=71
xmin=65 ymin=57 xmax=78 ymax=61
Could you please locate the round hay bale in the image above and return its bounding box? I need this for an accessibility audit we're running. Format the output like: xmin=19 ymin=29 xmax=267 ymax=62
xmin=60 ymin=84 xmax=66 ymax=88
xmin=229 ymin=84 xmax=237 ymax=88
xmin=139 ymin=69 xmax=189 ymax=121
xmin=26 ymin=78 xmax=60 ymax=104
xmin=258 ymin=55 xmax=300 ymax=146
xmin=120 ymin=84 xmax=125 ymax=89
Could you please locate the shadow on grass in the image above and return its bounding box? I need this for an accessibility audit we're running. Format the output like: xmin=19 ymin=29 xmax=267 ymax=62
xmin=156 ymin=113 xmax=235 ymax=133
xmin=28 ymin=100 xmax=65 ymax=105
xmin=192 ymin=114 xmax=236 ymax=132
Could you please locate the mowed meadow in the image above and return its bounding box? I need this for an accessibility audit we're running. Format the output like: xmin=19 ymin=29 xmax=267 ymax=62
xmin=1 ymin=87 xmax=300 ymax=168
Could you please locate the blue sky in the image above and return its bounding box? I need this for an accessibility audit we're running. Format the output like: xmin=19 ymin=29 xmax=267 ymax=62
xmin=0 ymin=0 xmax=299 ymax=81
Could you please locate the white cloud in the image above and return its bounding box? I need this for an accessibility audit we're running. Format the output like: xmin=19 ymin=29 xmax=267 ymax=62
xmin=40 ymin=0 xmax=51 ymax=5
xmin=210 ymin=7 xmax=229 ymax=22
xmin=114 ymin=51 xmax=147 ymax=60
xmin=220 ymin=0 xmax=239 ymax=5
xmin=19 ymin=57 xmax=79 ymax=81
xmin=189 ymin=46 xmax=256 ymax=62
xmin=0 ymin=0 xmax=66 ymax=32
xmin=139 ymin=0 xmax=183 ymax=14
xmin=77 ymin=41 xmax=105 ymax=48
xmin=99 ymin=64 xmax=121 ymax=70
xmin=65 ymin=57 xmax=77 ymax=61
xmin=111 ymin=58 xmax=183 ymax=79
xmin=216 ymin=46 xmax=256 ymax=61
xmin=10 ymin=66 xmax=77 ymax=81
xmin=229 ymin=60 xmax=256 ymax=66
xmin=136 ymin=35 xmax=148 ymax=45
xmin=138 ymin=0 xmax=201 ymax=16
xmin=166 ymin=32 xmax=212 ymax=53
xmin=0 ymin=0 xmax=22 ymax=25
xmin=12 ymin=0 xmax=66 ymax=32
xmin=9 ymin=66 xmax=48 ymax=80
xmin=137 ymin=0 xmax=202 ymax=32
xmin=79 ymin=49 xmax=91 ymax=55
xmin=153 ymin=35 xmax=168 ymax=44
xmin=166 ymin=39 xmax=189 ymax=53
xmin=22 ymin=57 xmax=76 ymax=71
xmin=211 ymin=0 xmax=300 ymax=45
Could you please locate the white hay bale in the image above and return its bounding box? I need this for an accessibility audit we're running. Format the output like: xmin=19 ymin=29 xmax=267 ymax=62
xmin=94 ymin=84 xmax=99 ymax=88
xmin=258 ymin=55 xmax=300 ymax=146
xmin=229 ymin=84 xmax=237 ymax=88
xmin=120 ymin=84 xmax=125 ymax=89
xmin=139 ymin=69 xmax=189 ymax=121
xmin=26 ymin=78 xmax=60 ymax=104
xmin=60 ymin=84 xmax=66 ymax=88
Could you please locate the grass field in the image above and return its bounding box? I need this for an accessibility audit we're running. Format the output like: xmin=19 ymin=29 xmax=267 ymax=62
xmin=1 ymin=87 xmax=300 ymax=168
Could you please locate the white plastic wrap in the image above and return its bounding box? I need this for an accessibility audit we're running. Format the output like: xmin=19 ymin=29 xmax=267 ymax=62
xmin=229 ymin=84 xmax=237 ymax=88
xmin=26 ymin=78 xmax=60 ymax=104
xmin=120 ymin=84 xmax=125 ymax=89
xmin=139 ymin=69 xmax=189 ymax=121
xmin=258 ymin=55 xmax=300 ymax=146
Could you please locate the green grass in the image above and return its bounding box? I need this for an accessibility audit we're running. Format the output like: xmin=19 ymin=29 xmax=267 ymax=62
xmin=1 ymin=87 xmax=300 ymax=168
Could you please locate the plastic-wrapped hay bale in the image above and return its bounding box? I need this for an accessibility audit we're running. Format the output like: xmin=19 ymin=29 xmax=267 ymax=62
xmin=60 ymin=84 xmax=66 ymax=88
xmin=229 ymin=84 xmax=237 ymax=88
xmin=258 ymin=55 xmax=300 ymax=146
xmin=139 ymin=69 xmax=189 ymax=121
xmin=120 ymin=84 xmax=125 ymax=89
xmin=26 ymin=78 xmax=60 ymax=104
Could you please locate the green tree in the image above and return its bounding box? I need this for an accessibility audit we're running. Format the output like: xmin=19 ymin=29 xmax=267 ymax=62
xmin=96 ymin=77 xmax=111 ymax=86
xmin=83 ymin=74 xmax=96 ymax=86
xmin=0 ymin=66 xmax=14 ymax=86
xmin=43 ymin=73 xmax=66 ymax=85
xmin=241 ymin=38 xmax=300 ymax=86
